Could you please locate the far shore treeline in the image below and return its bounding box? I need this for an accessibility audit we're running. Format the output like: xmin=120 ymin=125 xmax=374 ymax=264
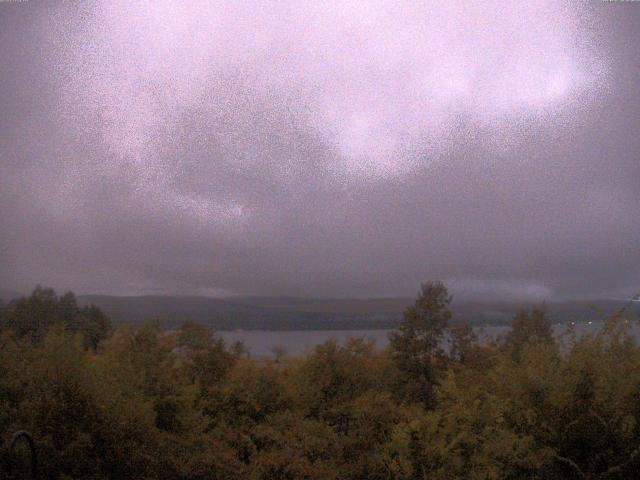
xmin=2 ymin=288 xmax=636 ymax=331
xmin=1 ymin=282 xmax=640 ymax=479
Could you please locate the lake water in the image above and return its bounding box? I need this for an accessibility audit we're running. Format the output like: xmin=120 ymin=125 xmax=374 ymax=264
xmin=218 ymin=321 xmax=640 ymax=357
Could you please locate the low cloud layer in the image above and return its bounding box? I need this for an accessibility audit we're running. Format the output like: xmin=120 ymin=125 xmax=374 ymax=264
xmin=1 ymin=1 xmax=639 ymax=300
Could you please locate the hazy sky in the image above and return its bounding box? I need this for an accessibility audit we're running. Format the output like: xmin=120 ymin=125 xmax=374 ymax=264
xmin=1 ymin=1 xmax=639 ymax=300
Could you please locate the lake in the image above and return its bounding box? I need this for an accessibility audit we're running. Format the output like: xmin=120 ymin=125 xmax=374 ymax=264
xmin=218 ymin=320 xmax=640 ymax=357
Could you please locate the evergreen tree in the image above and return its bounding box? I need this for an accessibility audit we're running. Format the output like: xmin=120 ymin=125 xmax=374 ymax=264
xmin=389 ymin=281 xmax=452 ymax=407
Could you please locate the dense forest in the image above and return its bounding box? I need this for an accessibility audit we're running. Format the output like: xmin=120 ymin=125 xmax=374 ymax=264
xmin=1 ymin=283 xmax=640 ymax=479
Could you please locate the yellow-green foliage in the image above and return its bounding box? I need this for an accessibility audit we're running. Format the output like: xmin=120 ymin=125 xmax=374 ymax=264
xmin=1 ymin=307 xmax=640 ymax=479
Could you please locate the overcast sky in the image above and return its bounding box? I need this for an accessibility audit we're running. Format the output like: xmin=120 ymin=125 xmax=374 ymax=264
xmin=1 ymin=1 xmax=638 ymax=300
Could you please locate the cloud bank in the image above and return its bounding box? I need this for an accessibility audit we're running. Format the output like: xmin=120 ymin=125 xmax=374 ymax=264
xmin=1 ymin=1 xmax=638 ymax=300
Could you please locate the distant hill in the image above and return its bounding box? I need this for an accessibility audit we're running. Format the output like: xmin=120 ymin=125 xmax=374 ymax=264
xmin=76 ymin=294 xmax=640 ymax=331
xmin=76 ymin=295 xmax=407 ymax=330
xmin=0 ymin=290 xmax=24 ymax=303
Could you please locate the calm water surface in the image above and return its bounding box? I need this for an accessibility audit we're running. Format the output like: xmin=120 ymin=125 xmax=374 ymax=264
xmin=219 ymin=321 xmax=640 ymax=357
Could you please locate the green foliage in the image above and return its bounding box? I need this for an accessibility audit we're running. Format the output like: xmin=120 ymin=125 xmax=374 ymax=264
xmin=502 ymin=307 xmax=554 ymax=359
xmin=0 ymin=287 xmax=111 ymax=349
xmin=2 ymin=285 xmax=640 ymax=479
xmin=389 ymin=281 xmax=452 ymax=407
xmin=449 ymin=323 xmax=479 ymax=364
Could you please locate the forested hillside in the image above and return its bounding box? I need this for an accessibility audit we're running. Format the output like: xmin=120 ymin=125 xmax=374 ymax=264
xmin=73 ymin=294 xmax=640 ymax=331
xmin=76 ymin=294 xmax=405 ymax=330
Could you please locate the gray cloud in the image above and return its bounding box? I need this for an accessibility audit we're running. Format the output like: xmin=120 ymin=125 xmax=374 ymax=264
xmin=1 ymin=1 xmax=639 ymax=300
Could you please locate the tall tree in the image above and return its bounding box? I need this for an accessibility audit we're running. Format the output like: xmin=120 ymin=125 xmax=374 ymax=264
xmin=503 ymin=307 xmax=553 ymax=359
xmin=389 ymin=281 xmax=452 ymax=407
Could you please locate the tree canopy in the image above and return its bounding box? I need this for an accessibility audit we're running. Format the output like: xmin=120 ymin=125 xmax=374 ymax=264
xmin=1 ymin=285 xmax=640 ymax=479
